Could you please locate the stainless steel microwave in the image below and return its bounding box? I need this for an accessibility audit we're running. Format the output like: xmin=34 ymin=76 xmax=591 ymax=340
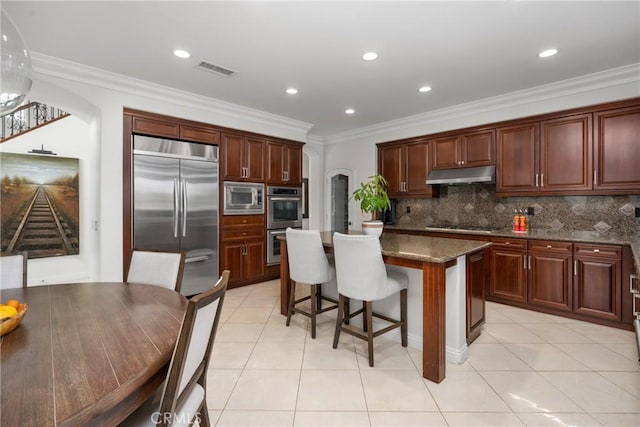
xmin=223 ymin=181 xmax=264 ymax=215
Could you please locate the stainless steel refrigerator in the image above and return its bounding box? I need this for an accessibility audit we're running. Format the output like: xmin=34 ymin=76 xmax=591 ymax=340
xmin=132 ymin=135 xmax=218 ymax=296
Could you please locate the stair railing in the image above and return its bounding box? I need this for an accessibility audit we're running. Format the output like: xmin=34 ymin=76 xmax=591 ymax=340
xmin=1 ymin=101 xmax=70 ymax=143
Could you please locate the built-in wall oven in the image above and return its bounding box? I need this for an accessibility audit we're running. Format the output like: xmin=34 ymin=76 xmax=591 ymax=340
xmin=266 ymin=186 xmax=303 ymax=265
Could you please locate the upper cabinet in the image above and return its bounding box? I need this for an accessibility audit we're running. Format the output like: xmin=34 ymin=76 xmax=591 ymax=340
xmin=497 ymin=114 xmax=592 ymax=195
xmin=378 ymin=138 xmax=436 ymax=197
xmin=432 ymin=129 xmax=495 ymax=169
xmin=131 ymin=117 xmax=219 ymax=144
xmin=266 ymin=141 xmax=303 ymax=186
xmin=594 ymin=105 xmax=640 ymax=192
xmin=221 ymin=133 xmax=265 ymax=182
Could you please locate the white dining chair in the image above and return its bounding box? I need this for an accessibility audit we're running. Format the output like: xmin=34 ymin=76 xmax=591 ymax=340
xmin=332 ymin=233 xmax=408 ymax=366
xmin=0 ymin=251 xmax=28 ymax=289
xmin=120 ymin=270 xmax=229 ymax=427
xmin=285 ymin=228 xmax=338 ymax=339
xmin=127 ymin=250 xmax=185 ymax=292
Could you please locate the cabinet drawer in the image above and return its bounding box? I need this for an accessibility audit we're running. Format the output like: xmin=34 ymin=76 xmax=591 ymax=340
xmin=574 ymin=243 xmax=621 ymax=258
xmin=491 ymin=237 xmax=526 ymax=249
xmin=132 ymin=117 xmax=180 ymax=138
xmin=221 ymin=214 xmax=265 ymax=228
xmin=221 ymin=228 xmax=263 ymax=240
xmin=528 ymin=240 xmax=572 ymax=253
xmin=180 ymin=125 xmax=220 ymax=144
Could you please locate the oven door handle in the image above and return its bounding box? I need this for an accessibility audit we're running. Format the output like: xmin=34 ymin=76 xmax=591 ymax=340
xmin=269 ymin=197 xmax=302 ymax=202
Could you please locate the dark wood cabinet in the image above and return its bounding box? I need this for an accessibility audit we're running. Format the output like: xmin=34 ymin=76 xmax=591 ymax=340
xmin=527 ymin=240 xmax=573 ymax=312
xmin=179 ymin=125 xmax=220 ymax=144
xmin=132 ymin=117 xmax=180 ymax=139
xmin=496 ymin=123 xmax=539 ymax=194
xmin=540 ymin=114 xmax=592 ymax=192
xmin=220 ymin=215 xmax=266 ymax=287
xmin=221 ymin=134 xmax=265 ymax=181
xmin=432 ymin=129 xmax=495 ymax=169
xmin=466 ymin=249 xmax=488 ymax=344
xmin=594 ymin=105 xmax=640 ymax=192
xmin=488 ymin=238 xmax=528 ymax=303
xmin=377 ymin=139 xmax=436 ymax=197
xmin=574 ymin=243 xmax=622 ymax=321
xmin=266 ymin=141 xmax=303 ymax=186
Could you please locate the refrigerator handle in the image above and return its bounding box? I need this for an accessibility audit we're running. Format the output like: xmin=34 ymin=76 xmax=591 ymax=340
xmin=182 ymin=178 xmax=188 ymax=237
xmin=173 ymin=178 xmax=179 ymax=238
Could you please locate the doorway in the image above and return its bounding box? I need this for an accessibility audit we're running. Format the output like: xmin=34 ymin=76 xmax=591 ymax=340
xmin=326 ymin=169 xmax=354 ymax=233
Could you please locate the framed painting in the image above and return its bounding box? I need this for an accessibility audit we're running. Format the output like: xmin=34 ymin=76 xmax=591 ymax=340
xmin=0 ymin=152 xmax=79 ymax=258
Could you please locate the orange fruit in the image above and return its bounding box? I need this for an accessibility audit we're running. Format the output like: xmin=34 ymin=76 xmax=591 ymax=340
xmin=5 ymin=300 xmax=20 ymax=310
xmin=0 ymin=305 xmax=17 ymax=318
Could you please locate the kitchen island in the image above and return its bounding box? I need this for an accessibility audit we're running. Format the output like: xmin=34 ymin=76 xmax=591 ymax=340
xmin=279 ymin=231 xmax=491 ymax=383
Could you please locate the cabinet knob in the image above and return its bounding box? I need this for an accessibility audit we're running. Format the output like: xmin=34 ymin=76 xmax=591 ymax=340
xmin=546 ymin=245 xmax=552 ymax=248
xmin=242 ymin=232 xmax=247 ymax=236
xmin=593 ymin=249 xmax=600 ymax=253
xmin=505 ymin=242 xmax=510 ymax=245
xmin=242 ymin=220 xmax=247 ymax=223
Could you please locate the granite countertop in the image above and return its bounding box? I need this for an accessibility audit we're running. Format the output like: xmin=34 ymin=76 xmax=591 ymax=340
xmin=319 ymin=231 xmax=491 ymax=264
xmin=385 ymin=225 xmax=640 ymax=277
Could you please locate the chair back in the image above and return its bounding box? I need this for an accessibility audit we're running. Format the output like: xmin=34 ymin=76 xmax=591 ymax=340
xmin=158 ymin=270 xmax=229 ymax=422
xmin=286 ymin=228 xmax=332 ymax=284
xmin=332 ymin=233 xmax=390 ymax=301
xmin=0 ymin=251 xmax=27 ymax=289
xmin=127 ymin=250 xmax=185 ymax=292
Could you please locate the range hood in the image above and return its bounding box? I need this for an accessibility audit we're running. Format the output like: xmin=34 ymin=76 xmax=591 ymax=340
xmin=426 ymin=165 xmax=495 ymax=185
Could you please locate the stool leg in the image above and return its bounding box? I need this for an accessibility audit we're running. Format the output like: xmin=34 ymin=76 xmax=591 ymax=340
xmin=286 ymin=279 xmax=296 ymax=326
xmin=345 ymin=298 xmax=351 ymax=325
xmin=310 ymin=284 xmax=317 ymax=339
xmin=316 ymin=286 xmax=323 ymax=311
xmin=333 ymin=294 xmax=345 ymax=349
xmin=365 ymin=301 xmax=374 ymax=367
xmin=362 ymin=301 xmax=368 ymax=332
xmin=400 ymin=288 xmax=408 ymax=347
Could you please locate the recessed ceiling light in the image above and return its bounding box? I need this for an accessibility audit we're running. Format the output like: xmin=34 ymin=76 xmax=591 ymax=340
xmin=418 ymin=86 xmax=432 ymax=93
xmin=286 ymin=88 xmax=298 ymax=95
xmin=538 ymin=48 xmax=558 ymax=58
xmin=345 ymin=108 xmax=355 ymax=115
xmin=362 ymin=52 xmax=378 ymax=61
xmin=173 ymin=49 xmax=191 ymax=59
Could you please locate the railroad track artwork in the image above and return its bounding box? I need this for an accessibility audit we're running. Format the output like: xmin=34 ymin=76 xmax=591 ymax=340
xmin=5 ymin=185 xmax=78 ymax=257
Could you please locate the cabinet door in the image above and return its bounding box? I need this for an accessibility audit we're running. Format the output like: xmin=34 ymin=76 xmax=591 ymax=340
xmin=243 ymin=239 xmax=265 ymax=281
xmin=489 ymin=246 xmax=527 ymax=303
xmin=594 ymin=106 xmax=640 ymax=191
xmin=266 ymin=142 xmax=285 ymax=184
xmin=245 ymin=138 xmax=265 ymax=181
xmin=221 ymin=134 xmax=245 ymax=180
xmin=461 ymin=129 xmax=495 ymax=167
xmin=496 ymin=123 xmax=539 ymax=194
xmin=431 ymin=136 xmax=459 ymax=169
xmin=405 ymin=141 xmax=433 ymax=195
xmin=378 ymin=145 xmax=405 ymax=196
xmin=574 ymin=255 xmax=621 ymax=320
xmin=540 ymin=114 xmax=592 ymax=192
xmin=528 ymin=251 xmax=573 ymax=312
xmin=466 ymin=249 xmax=488 ymax=343
xmin=179 ymin=125 xmax=219 ymax=144
xmin=132 ymin=117 xmax=180 ymax=139
xmin=220 ymin=241 xmax=244 ymax=285
xmin=286 ymin=145 xmax=303 ymax=185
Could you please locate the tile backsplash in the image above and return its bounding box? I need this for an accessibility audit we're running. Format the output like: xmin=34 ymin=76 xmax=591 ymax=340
xmin=396 ymin=184 xmax=640 ymax=236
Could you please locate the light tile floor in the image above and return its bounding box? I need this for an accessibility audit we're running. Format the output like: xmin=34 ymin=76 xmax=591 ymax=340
xmin=207 ymin=279 xmax=640 ymax=426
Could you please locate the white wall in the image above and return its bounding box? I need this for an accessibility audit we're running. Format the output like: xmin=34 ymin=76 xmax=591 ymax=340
xmin=0 ymin=115 xmax=98 ymax=284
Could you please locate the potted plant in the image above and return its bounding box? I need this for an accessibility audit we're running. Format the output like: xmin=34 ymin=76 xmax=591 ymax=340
xmin=352 ymin=174 xmax=391 ymax=237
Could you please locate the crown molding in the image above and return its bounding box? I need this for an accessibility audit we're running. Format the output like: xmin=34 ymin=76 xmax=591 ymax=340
xmin=322 ymin=63 xmax=640 ymax=145
xmin=31 ymin=52 xmax=314 ymax=140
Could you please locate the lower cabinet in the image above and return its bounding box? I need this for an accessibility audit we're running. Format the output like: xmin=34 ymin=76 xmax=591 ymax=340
xmin=527 ymin=241 xmax=573 ymax=312
xmin=466 ymin=249 xmax=488 ymax=343
xmin=219 ymin=215 xmax=266 ymax=287
xmin=574 ymin=243 xmax=622 ymax=321
xmin=488 ymin=238 xmax=528 ymax=303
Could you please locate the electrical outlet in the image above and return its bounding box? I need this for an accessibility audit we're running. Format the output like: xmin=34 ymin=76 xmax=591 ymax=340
xmin=527 ymin=207 xmax=535 ymax=215
xmin=406 ymin=206 xmax=411 ymax=214
xmin=636 ymin=206 xmax=640 ymax=218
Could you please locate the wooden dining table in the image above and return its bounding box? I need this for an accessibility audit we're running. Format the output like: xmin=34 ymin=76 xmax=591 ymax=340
xmin=0 ymin=282 xmax=187 ymax=427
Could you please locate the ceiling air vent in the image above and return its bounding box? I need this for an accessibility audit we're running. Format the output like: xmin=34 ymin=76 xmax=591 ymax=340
xmin=195 ymin=60 xmax=237 ymax=77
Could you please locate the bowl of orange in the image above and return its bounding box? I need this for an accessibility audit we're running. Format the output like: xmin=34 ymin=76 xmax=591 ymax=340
xmin=0 ymin=300 xmax=28 ymax=337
